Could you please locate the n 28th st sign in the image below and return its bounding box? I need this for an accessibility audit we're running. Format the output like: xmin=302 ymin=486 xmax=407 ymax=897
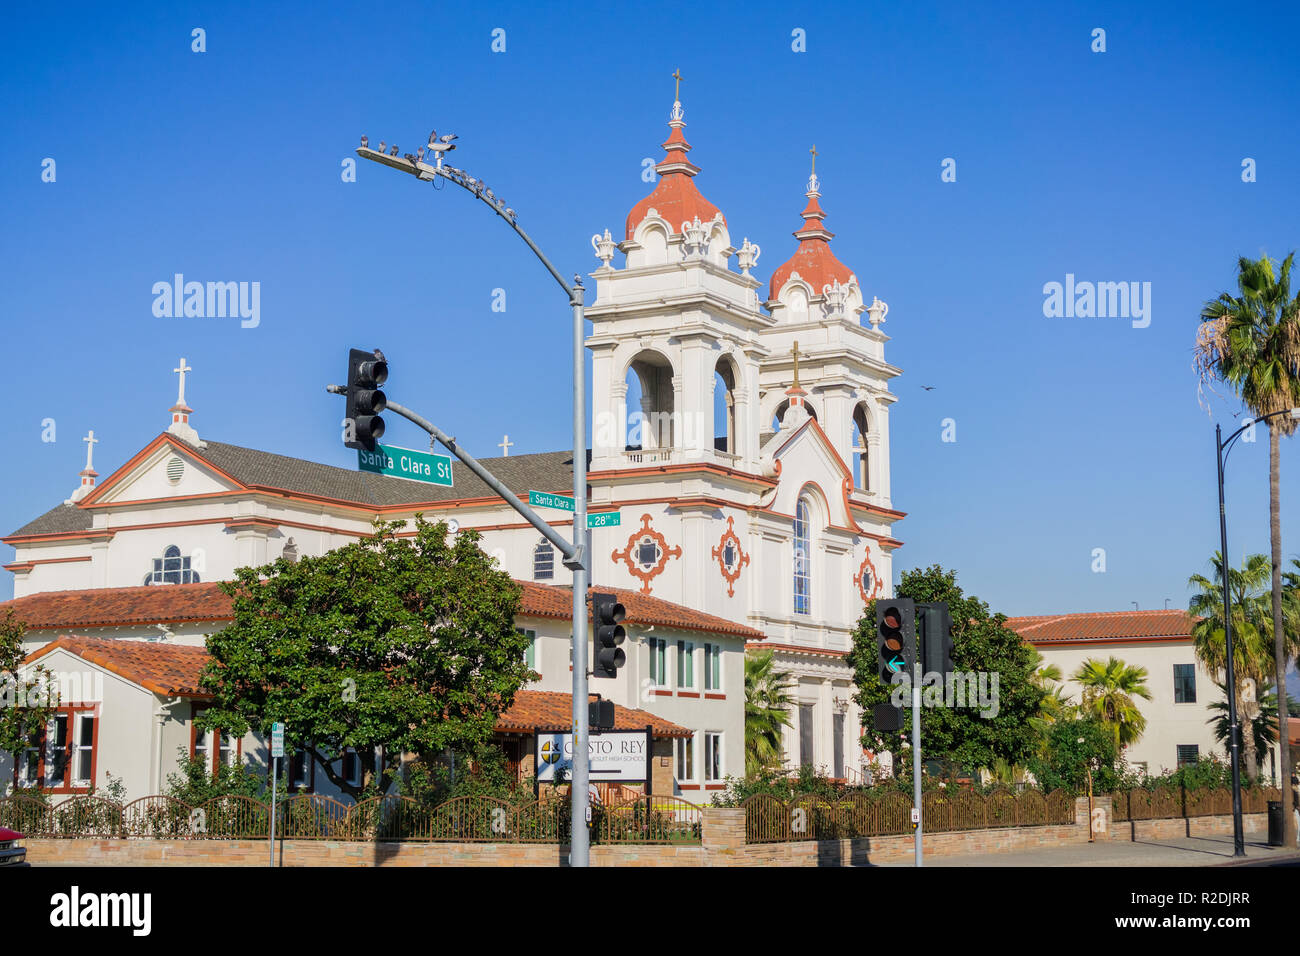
xmin=528 ymin=490 xmax=622 ymax=528
xmin=358 ymin=442 xmax=453 ymax=486
xmin=534 ymin=730 xmax=649 ymax=783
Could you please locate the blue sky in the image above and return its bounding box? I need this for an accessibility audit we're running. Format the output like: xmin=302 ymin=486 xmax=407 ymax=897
xmin=2 ymin=0 xmax=1298 ymax=616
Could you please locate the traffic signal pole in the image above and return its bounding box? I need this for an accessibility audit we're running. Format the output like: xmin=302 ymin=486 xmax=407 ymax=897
xmin=353 ymin=136 xmax=592 ymax=866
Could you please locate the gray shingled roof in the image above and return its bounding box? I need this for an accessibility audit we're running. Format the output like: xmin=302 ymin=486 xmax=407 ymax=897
xmin=196 ymin=439 xmax=579 ymax=507
xmin=7 ymin=438 xmax=582 ymax=537
xmin=8 ymin=502 xmax=95 ymax=538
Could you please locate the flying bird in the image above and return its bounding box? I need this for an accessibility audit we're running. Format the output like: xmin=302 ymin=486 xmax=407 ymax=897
xmin=921 ymin=385 xmax=936 ymax=391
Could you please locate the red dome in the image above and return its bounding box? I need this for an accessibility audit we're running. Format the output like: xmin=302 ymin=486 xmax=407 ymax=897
xmin=625 ymin=102 xmax=726 ymax=240
xmin=767 ymin=180 xmax=855 ymax=302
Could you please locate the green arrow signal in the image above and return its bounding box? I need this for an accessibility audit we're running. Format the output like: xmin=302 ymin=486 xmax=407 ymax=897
xmin=887 ymin=655 xmax=906 ymax=674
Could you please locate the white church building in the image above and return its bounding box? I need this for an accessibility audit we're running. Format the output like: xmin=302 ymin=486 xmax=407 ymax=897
xmin=2 ymin=92 xmax=904 ymax=796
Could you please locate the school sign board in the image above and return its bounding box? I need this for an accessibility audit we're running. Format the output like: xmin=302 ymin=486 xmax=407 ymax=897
xmin=534 ymin=730 xmax=650 ymax=783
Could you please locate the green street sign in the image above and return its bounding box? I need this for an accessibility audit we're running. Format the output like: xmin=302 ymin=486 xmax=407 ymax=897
xmin=358 ymin=443 xmax=453 ymax=486
xmin=529 ymin=490 xmax=574 ymax=512
xmin=587 ymin=512 xmax=621 ymax=529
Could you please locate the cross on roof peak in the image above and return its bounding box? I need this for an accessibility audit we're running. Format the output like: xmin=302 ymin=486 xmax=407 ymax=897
xmin=673 ymin=68 xmax=683 ymax=101
xmin=173 ymin=357 xmax=193 ymax=407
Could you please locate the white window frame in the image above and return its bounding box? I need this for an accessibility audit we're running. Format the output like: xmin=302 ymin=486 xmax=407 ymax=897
xmin=675 ymin=736 xmax=696 ymax=782
xmin=532 ymin=539 xmax=555 ymax=581
xmin=518 ymin=627 xmax=538 ymax=672
xmin=72 ymin=713 xmax=95 ymax=789
xmin=704 ymin=643 xmax=722 ymax=692
xmin=676 ymin=640 xmax=695 ymax=690
xmin=704 ymin=732 xmax=723 ymax=782
xmin=649 ymin=638 xmax=668 ymax=687
xmin=793 ymin=498 xmax=812 ymax=615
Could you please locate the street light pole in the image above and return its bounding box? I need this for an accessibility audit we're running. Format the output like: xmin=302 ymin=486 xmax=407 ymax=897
xmin=1215 ymin=406 xmax=1300 ymax=857
xmin=1215 ymin=423 xmax=1246 ymax=857
xmin=355 ymin=137 xmax=592 ymax=866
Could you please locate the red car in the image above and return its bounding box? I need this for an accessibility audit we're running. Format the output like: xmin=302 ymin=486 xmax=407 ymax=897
xmin=0 ymin=827 xmax=27 ymax=867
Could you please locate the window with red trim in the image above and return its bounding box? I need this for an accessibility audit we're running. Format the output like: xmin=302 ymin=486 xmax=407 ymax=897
xmin=12 ymin=704 xmax=98 ymax=793
xmin=190 ymin=705 xmax=241 ymax=775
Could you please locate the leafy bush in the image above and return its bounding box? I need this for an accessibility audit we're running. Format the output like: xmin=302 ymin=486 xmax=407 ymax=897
xmin=164 ymin=748 xmax=265 ymax=804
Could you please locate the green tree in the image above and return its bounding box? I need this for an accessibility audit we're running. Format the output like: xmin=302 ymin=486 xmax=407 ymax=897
xmin=847 ymin=565 xmax=1044 ymax=780
xmin=1073 ymin=657 xmax=1152 ymax=752
xmin=1189 ymin=552 xmax=1280 ymax=779
xmin=1196 ymin=251 xmax=1300 ymax=846
xmin=1025 ymin=715 xmax=1120 ymax=794
xmin=197 ymin=516 xmax=529 ymax=803
xmin=744 ymin=649 xmax=795 ymax=777
xmin=0 ymin=610 xmax=56 ymax=789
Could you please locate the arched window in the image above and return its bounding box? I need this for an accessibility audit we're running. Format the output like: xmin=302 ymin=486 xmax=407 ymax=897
xmin=144 ymin=545 xmax=199 ymax=585
xmin=533 ymin=539 xmax=555 ymax=581
xmin=793 ymin=498 xmax=811 ymax=615
xmin=851 ymin=404 xmax=871 ymax=491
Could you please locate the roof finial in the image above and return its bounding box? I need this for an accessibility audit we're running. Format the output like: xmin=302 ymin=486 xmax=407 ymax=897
xmin=673 ymin=67 xmax=683 ymax=103
xmin=167 ymin=356 xmax=204 ymax=447
xmin=83 ymin=430 xmax=98 ymax=472
xmin=67 ymin=429 xmax=100 ymax=503
xmin=807 ymin=145 xmax=820 ymax=194
xmin=810 ymin=144 xmax=817 ymax=174
xmin=792 ymin=339 xmax=804 ymax=388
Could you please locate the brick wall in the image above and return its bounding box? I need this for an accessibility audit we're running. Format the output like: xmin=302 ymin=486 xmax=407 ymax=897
xmin=24 ymin=797 xmax=1259 ymax=867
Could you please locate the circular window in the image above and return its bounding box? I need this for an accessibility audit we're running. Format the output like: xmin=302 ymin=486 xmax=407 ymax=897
xmin=166 ymin=456 xmax=185 ymax=484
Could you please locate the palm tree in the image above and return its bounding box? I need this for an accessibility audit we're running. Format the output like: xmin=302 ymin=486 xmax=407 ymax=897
xmin=744 ymin=650 xmax=795 ymax=778
xmin=1027 ymin=648 xmax=1074 ymax=759
xmin=1073 ymin=657 xmax=1152 ymax=752
xmin=1207 ymin=680 xmax=1279 ymax=780
xmin=1188 ymin=552 xmax=1277 ymax=779
xmin=1196 ymin=251 xmax=1300 ymax=846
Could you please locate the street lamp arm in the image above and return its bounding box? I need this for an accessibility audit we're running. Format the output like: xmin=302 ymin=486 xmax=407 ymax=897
xmin=355 ymin=146 xmax=574 ymax=298
xmin=1220 ymin=406 xmax=1300 ymax=454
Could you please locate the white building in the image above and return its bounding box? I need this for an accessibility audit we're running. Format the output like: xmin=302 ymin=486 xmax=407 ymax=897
xmin=1 ymin=91 xmax=904 ymax=795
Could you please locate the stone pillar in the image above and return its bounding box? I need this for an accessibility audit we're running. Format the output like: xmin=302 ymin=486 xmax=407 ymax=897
xmin=701 ymin=807 xmax=746 ymax=858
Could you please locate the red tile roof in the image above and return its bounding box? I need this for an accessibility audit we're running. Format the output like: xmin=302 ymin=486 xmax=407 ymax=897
xmin=26 ymin=635 xmax=211 ymax=697
xmin=1004 ymin=609 xmax=1198 ymax=646
xmin=22 ymin=640 xmax=691 ymax=737
xmin=496 ymin=690 xmax=690 ymax=738
xmin=1 ymin=580 xmax=762 ymax=642
xmin=1 ymin=582 xmax=234 ymax=630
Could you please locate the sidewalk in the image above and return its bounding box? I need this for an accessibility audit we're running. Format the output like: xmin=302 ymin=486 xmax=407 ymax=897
xmin=876 ymin=832 xmax=1300 ymax=867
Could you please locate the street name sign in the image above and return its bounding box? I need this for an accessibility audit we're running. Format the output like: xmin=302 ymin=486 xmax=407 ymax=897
xmin=358 ymin=443 xmax=453 ymax=486
xmin=586 ymin=511 xmax=621 ymax=528
xmin=528 ymin=490 xmax=574 ymax=511
xmin=271 ymin=722 xmax=285 ymax=759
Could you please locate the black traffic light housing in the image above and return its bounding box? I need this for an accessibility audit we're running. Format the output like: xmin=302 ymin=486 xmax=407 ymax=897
xmin=592 ymin=592 xmax=626 ymax=679
xmin=344 ymin=348 xmax=388 ymax=451
xmin=875 ymin=597 xmax=916 ymax=685
xmin=589 ymin=696 xmax=614 ymax=732
xmin=917 ymin=601 xmax=955 ymax=679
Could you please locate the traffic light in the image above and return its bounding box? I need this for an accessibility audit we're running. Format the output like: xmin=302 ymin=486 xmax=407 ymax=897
xmin=344 ymin=348 xmax=388 ymax=451
xmin=589 ymin=696 xmax=614 ymax=732
xmin=875 ymin=597 xmax=916 ymax=685
xmin=917 ymin=602 xmax=955 ymax=679
xmin=592 ymin=592 xmax=626 ymax=679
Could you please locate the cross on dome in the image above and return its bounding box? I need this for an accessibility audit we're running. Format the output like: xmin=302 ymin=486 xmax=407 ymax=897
xmin=768 ymin=150 xmax=857 ymax=305
xmin=623 ymin=81 xmax=725 ymax=241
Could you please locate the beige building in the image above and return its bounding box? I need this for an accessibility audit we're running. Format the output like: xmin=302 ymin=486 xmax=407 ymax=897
xmin=1006 ymin=609 xmax=1283 ymax=781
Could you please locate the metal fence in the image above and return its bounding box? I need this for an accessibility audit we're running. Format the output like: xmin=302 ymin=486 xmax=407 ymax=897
xmin=741 ymin=788 xmax=1075 ymax=844
xmin=1110 ymin=786 xmax=1281 ymax=822
xmin=0 ymin=792 xmax=703 ymax=845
